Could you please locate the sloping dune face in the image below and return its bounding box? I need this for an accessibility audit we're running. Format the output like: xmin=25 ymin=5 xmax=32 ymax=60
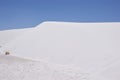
xmin=0 ymin=28 xmax=33 ymax=46
xmin=1 ymin=22 xmax=120 ymax=74
xmin=0 ymin=55 xmax=87 ymax=80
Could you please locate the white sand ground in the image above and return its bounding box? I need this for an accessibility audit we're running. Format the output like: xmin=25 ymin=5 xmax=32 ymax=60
xmin=0 ymin=55 xmax=88 ymax=80
xmin=0 ymin=21 xmax=120 ymax=80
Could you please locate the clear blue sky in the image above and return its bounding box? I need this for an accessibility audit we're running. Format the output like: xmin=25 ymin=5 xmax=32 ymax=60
xmin=0 ymin=0 xmax=120 ymax=30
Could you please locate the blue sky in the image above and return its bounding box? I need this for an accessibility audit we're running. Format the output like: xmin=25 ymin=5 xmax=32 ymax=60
xmin=0 ymin=0 xmax=120 ymax=30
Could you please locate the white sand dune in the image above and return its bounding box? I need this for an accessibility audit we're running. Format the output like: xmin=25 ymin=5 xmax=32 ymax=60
xmin=0 ymin=28 xmax=33 ymax=46
xmin=0 ymin=21 xmax=120 ymax=80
